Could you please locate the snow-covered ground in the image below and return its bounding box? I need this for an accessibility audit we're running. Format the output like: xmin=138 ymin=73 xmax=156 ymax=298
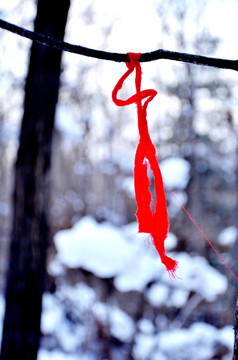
xmin=0 ymin=283 xmax=234 ymax=360
xmin=0 ymin=213 xmax=233 ymax=359
xmin=40 ymin=214 xmax=234 ymax=359
xmin=52 ymin=215 xmax=228 ymax=297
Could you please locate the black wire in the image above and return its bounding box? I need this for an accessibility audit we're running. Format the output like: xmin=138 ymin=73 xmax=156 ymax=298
xmin=0 ymin=19 xmax=238 ymax=71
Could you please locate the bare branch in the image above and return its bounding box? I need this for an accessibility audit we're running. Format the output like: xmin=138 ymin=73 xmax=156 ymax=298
xmin=0 ymin=19 xmax=238 ymax=71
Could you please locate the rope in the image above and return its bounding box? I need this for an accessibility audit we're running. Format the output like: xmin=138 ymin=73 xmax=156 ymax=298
xmin=0 ymin=19 xmax=238 ymax=70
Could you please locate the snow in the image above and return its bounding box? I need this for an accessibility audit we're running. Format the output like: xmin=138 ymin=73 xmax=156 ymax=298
xmin=114 ymin=249 xmax=160 ymax=292
xmin=160 ymin=157 xmax=191 ymax=190
xmin=133 ymin=333 xmax=155 ymax=360
xmin=92 ymin=302 xmax=135 ymax=342
xmin=146 ymin=284 xmax=170 ymax=307
xmin=165 ymin=232 xmax=178 ymax=251
xmin=157 ymin=322 xmax=216 ymax=360
xmin=54 ymin=216 xmax=181 ymax=291
xmin=218 ymin=226 xmax=238 ymax=246
xmin=41 ymin=293 xmax=64 ymax=334
xmin=39 ymin=285 xmax=97 ymax=356
xmin=146 ymin=252 xmax=227 ymax=307
xmin=168 ymin=252 xmax=228 ymax=302
xmin=48 ymin=258 xmax=66 ymax=277
xmin=58 ymin=283 xmax=96 ymax=312
xmin=0 ymin=274 xmax=229 ymax=360
xmin=53 ymin=217 xmax=228 ymax=300
xmin=0 ymin=294 xmax=5 ymax=344
xmin=219 ymin=325 xmax=235 ymax=350
xmin=37 ymin=349 xmax=86 ymax=360
xmin=41 ymin=291 xmax=87 ymax=352
xmin=147 ymin=284 xmax=189 ymax=308
xmin=157 ymin=322 xmax=233 ymax=360
xmin=168 ymin=288 xmax=190 ymax=308
xmin=132 ymin=321 xmax=234 ymax=360
xmin=137 ymin=319 xmax=154 ymax=334
xmin=54 ymin=216 xmax=133 ymax=278
xmin=147 ymin=282 xmax=191 ymax=308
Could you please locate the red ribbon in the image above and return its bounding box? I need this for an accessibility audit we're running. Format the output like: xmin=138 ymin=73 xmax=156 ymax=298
xmin=112 ymin=53 xmax=178 ymax=278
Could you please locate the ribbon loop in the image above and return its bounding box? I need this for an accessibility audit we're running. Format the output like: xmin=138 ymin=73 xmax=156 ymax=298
xmin=112 ymin=52 xmax=178 ymax=278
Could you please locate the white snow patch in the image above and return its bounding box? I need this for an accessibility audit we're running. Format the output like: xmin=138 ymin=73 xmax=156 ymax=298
xmin=48 ymin=258 xmax=66 ymax=277
xmin=56 ymin=322 xmax=85 ymax=353
xmin=166 ymin=253 xmax=228 ymax=302
xmin=0 ymin=294 xmax=5 ymax=344
xmin=157 ymin=322 xmax=217 ymax=360
xmin=156 ymin=322 xmax=233 ymax=360
xmin=218 ymin=226 xmax=238 ymax=246
xmin=146 ymin=283 xmax=170 ymax=307
xmin=133 ymin=333 xmax=155 ymax=360
xmin=137 ymin=319 xmax=154 ymax=334
xmin=160 ymin=157 xmax=190 ymax=190
xmin=109 ymin=306 xmax=135 ymax=342
xmin=41 ymin=290 xmax=88 ymax=353
xmin=165 ymin=232 xmax=178 ymax=251
xmin=93 ymin=302 xmax=135 ymax=342
xmin=147 ymin=283 xmax=189 ymax=308
xmin=58 ymin=283 xmax=96 ymax=312
xmin=37 ymin=349 xmax=84 ymax=360
xmin=114 ymin=246 xmax=162 ymax=292
xmin=168 ymin=288 xmax=189 ymax=308
xmin=219 ymin=325 xmax=234 ymax=350
xmin=54 ymin=216 xmax=179 ymax=291
xmin=41 ymin=293 xmax=64 ymax=335
xmin=54 ymin=217 xmax=132 ymax=278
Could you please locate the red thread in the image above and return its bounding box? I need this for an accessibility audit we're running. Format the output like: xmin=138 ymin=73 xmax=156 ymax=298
xmin=166 ymin=186 xmax=238 ymax=282
xmin=112 ymin=53 xmax=178 ymax=278
xmin=112 ymin=53 xmax=238 ymax=282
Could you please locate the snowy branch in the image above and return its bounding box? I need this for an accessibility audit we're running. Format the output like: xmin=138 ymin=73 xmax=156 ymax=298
xmin=0 ymin=19 xmax=238 ymax=71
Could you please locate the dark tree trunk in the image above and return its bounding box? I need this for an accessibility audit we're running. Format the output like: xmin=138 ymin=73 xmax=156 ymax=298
xmin=0 ymin=1 xmax=70 ymax=359
xmin=234 ymin=293 xmax=238 ymax=359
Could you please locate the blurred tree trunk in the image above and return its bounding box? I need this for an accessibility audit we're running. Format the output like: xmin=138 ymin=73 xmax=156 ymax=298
xmin=232 ymin=145 xmax=238 ymax=359
xmin=234 ymin=295 xmax=238 ymax=359
xmin=0 ymin=1 xmax=70 ymax=359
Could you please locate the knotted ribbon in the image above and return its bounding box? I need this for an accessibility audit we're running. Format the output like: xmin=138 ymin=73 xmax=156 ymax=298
xmin=112 ymin=53 xmax=178 ymax=278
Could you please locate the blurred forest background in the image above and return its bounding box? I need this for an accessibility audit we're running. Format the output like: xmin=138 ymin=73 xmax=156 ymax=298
xmin=0 ymin=0 xmax=238 ymax=359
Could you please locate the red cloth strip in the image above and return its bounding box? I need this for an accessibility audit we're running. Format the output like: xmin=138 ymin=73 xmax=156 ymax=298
xmin=112 ymin=53 xmax=178 ymax=277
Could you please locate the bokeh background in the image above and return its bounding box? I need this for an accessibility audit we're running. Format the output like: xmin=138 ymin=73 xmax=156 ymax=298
xmin=0 ymin=0 xmax=238 ymax=359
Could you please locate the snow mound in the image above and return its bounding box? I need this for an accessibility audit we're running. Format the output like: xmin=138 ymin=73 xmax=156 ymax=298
xmin=133 ymin=322 xmax=233 ymax=360
xmin=160 ymin=157 xmax=190 ymax=189
xmin=147 ymin=284 xmax=189 ymax=308
xmin=53 ymin=217 xmax=227 ymax=300
xmin=114 ymin=247 xmax=161 ymax=292
xmin=37 ymin=350 xmax=84 ymax=360
xmin=0 ymin=294 xmax=5 ymax=344
xmin=54 ymin=217 xmax=132 ymax=278
xmin=218 ymin=226 xmax=238 ymax=246
xmin=93 ymin=302 xmax=135 ymax=342
xmin=166 ymin=252 xmax=228 ymax=302
xmin=157 ymin=323 xmax=233 ymax=360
